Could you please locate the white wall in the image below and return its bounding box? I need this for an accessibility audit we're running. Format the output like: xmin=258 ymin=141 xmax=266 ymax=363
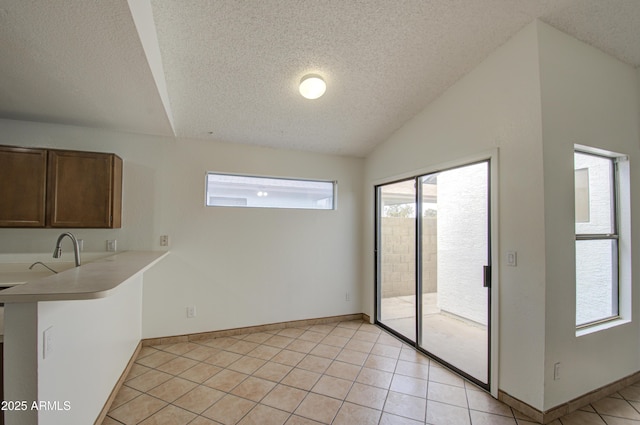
xmin=142 ymin=137 xmax=363 ymax=338
xmin=0 ymin=119 xmax=363 ymax=338
xmin=537 ymin=21 xmax=640 ymax=409
xmin=437 ymin=162 xmax=489 ymax=325
xmin=364 ymin=21 xmax=546 ymax=406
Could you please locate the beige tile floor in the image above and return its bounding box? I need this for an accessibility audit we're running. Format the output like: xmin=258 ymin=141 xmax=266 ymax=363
xmin=103 ymin=319 xmax=640 ymax=424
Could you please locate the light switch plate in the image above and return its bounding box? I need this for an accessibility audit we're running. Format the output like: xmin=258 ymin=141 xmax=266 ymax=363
xmin=506 ymin=251 xmax=517 ymax=266
xmin=187 ymin=306 xmax=196 ymax=318
xmin=107 ymin=240 xmax=117 ymax=252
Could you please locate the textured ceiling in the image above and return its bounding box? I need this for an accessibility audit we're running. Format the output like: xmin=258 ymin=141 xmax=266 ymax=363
xmin=1 ymin=1 xmax=639 ymax=157
xmin=0 ymin=0 xmax=173 ymax=136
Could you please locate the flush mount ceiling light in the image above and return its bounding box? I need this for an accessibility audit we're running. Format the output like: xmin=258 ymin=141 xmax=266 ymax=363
xmin=299 ymin=74 xmax=326 ymax=100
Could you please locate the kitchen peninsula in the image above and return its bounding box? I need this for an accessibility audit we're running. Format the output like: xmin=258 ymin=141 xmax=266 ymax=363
xmin=0 ymin=251 xmax=168 ymax=425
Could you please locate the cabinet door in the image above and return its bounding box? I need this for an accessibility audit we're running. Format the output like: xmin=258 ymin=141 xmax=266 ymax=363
xmin=47 ymin=150 xmax=121 ymax=228
xmin=0 ymin=147 xmax=47 ymax=227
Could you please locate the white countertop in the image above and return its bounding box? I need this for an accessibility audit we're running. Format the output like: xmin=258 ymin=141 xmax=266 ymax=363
xmin=0 ymin=270 xmax=54 ymax=286
xmin=0 ymin=251 xmax=168 ymax=303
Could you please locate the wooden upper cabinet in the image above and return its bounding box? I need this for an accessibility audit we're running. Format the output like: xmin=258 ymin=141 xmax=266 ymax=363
xmin=0 ymin=146 xmax=47 ymax=227
xmin=47 ymin=150 xmax=122 ymax=228
xmin=0 ymin=146 xmax=122 ymax=228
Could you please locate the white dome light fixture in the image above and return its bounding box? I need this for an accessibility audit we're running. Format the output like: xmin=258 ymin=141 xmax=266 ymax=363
xmin=299 ymin=74 xmax=326 ymax=100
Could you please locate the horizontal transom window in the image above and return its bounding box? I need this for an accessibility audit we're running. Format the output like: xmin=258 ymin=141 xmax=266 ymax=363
xmin=205 ymin=173 xmax=336 ymax=210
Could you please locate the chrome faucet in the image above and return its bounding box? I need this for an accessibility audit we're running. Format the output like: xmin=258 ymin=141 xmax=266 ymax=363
xmin=53 ymin=232 xmax=81 ymax=267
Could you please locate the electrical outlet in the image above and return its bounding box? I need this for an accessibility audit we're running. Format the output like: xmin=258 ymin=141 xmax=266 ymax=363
xmin=106 ymin=240 xmax=117 ymax=252
xmin=554 ymin=362 xmax=561 ymax=380
xmin=345 ymin=292 xmax=351 ymax=302
xmin=187 ymin=306 xmax=196 ymax=318
xmin=160 ymin=235 xmax=169 ymax=247
xmin=43 ymin=326 xmax=54 ymax=359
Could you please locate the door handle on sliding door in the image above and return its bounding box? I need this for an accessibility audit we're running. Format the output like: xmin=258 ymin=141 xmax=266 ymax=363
xmin=483 ymin=265 xmax=491 ymax=288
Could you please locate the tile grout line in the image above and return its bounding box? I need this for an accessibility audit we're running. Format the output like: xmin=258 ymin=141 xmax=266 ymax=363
xmin=178 ymin=331 xmax=383 ymax=422
xmin=108 ymin=319 xmax=548 ymax=425
xmin=141 ymin=322 xmax=342 ymax=420
xmin=149 ymin=329 xmax=301 ymax=423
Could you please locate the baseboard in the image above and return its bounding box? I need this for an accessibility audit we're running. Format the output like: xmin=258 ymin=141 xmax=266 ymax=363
xmin=93 ymin=341 xmax=142 ymax=425
xmin=142 ymin=313 xmax=367 ymax=347
xmin=499 ymin=370 xmax=640 ymax=424
xmin=498 ymin=391 xmax=544 ymax=423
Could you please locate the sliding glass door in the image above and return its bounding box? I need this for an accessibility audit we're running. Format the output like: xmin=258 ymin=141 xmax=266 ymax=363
xmin=376 ymin=160 xmax=491 ymax=387
xmin=377 ymin=179 xmax=417 ymax=341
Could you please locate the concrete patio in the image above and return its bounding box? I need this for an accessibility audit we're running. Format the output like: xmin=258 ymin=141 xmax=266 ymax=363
xmin=380 ymin=293 xmax=488 ymax=383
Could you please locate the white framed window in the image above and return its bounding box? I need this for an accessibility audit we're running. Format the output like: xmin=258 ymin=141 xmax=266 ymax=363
xmin=205 ymin=172 xmax=336 ymax=210
xmin=574 ymin=147 xmax=630 ymax=330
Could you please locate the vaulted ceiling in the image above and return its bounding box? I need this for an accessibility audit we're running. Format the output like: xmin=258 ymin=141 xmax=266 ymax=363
xmin=1 ymin=1 xmax=639 ymax=157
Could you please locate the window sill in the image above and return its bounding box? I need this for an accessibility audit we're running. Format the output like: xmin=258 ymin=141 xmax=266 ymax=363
xmin=576 ymin=317 xmax=630 ymax=337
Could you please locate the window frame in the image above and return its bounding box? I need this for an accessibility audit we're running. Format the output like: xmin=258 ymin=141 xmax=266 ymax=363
xmin=204 ymin=172 xmax=337 ymax=210
xmin=574 ymin=148 xmax=623 ymax=329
